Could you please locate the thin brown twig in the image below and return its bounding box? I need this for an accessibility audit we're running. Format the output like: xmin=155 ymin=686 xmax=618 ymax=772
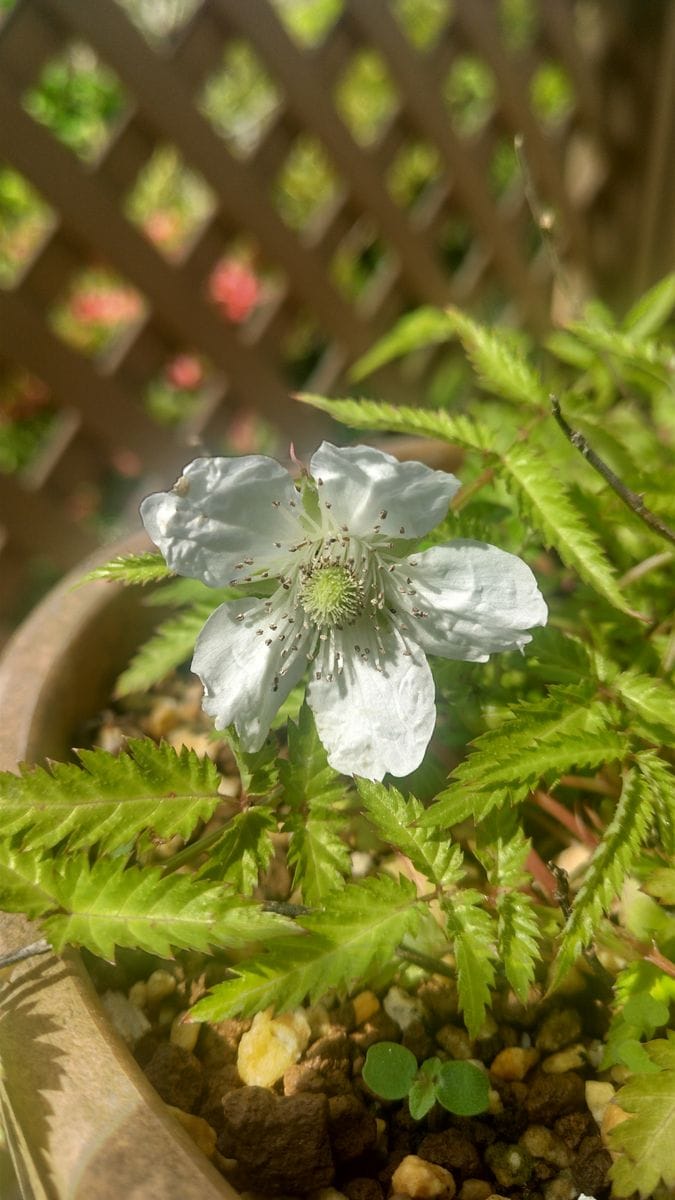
xmin=551 ymin=395 xmax=675 ymax=547
xmin=396 ymin=944 xmax=456 ymax=981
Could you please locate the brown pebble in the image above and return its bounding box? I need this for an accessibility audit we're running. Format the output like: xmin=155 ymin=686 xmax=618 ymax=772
xmin=490 ymin=1046 xmax=539 ymax=1081
xmin=457 ymin=1182 xmax=493 ymax=1200
xmin=308 ymin=1031 xmax=354 ymax=1065
xmin=519 ymin=1125 xmax=571 ymax=1168
xmin=328 ymin=1093 xmax=378 ymax=1164
xmin=391 ymin=1154 xmax=456 ymax=1198
xmin=535 ymin=1009 xmax=582 ymax=1053
xmin=553 ymin=1111 xmax=596 ymax=1149
xmin=166 ymin=1105 xmax=217 ymax=1157
xmin=572 ymin=1134 xmax=612 ymax=1194
xmin=352 ymin=1010 xmax=400 ymax=1050
xmin=343 ymin=1179 xmax=384 ymax=1200
xmin=143 ymin=1042 xmax=204 ymax=1111
xmin=436 ymin=1025 xmax=473 ymax=1060
xmin=417 ymin=1129 xmax=480 ymax=1178
xmin=402 ymin=1019 xmax=434 ymax=1061
xmin=284 ymin=1062 xmax=352 ymax=1096
xmin=217 ymin=1086 xmax=333 ymax=1193
xmin=525 ymin=1072 xmax=586 ymax=1122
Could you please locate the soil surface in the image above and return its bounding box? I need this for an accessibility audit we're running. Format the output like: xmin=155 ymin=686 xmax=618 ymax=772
xmin=84 ymin=675 xmax=631 ymax=1200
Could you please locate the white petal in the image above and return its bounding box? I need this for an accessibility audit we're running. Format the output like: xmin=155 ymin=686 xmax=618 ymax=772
xmin=141 ymin=455 xmax=302 ymax=587
xmin=192 ymin=596 xmax=311 ymax=749
xmin=310 ymin=442 xmax=460 ymax=540
xmin=402 ymin=539 xmax=548 ymax=661
xmin=307 ymin=632 xmax=436 ymax=781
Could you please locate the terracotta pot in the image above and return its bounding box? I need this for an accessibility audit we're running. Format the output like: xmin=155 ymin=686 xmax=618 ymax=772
xmin=0 ymin=437 xmax=463 ymax=1199
xmin=0 ymin=532 xmax=237 ymax=1200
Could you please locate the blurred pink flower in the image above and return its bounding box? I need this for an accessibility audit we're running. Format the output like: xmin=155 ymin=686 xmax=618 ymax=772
xmin=71 ymin=288 xmax=141 ymax=325
xmin=166 ymin=354 xmax=203 ymax=391
xmin=143 ymin=210 xmax=181 ymax=248
xmin=208 ymin=258 xmax=260 ymax=323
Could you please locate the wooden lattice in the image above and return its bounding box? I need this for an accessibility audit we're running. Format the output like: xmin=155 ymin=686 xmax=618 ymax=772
xmin=0 ymin=0 xmax=672 ymax=636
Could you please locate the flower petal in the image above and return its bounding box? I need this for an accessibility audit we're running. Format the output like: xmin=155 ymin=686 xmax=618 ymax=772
xmin=141 ymin=455 xmax=302 ymax=587
xmin=402 ymin=539 xmax=548 ymax=661
xmin=307 ymin=632 xmax=436 ymax=780
xmin=310 ymin=442 xmax=461 ymax=540
xmin=192 ymin=595 xmax=311 ymax=749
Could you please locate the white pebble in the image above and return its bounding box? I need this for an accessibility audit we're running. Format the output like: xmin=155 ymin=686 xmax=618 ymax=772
xmin=384 ymin=985 xmax=426 ymax=1031
xmin=101 ymin=990 xmax=150 ymax=1045
xmin=170 ymin=1011 xmax=200 ymax=1053
xmin=237 ymin=1007 xmax=311 ymax=1087
xmin=391 ymin=1154 xmax=456 ymax=1198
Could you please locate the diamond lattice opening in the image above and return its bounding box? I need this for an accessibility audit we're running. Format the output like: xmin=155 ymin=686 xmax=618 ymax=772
xmin=22 ymin=42 xmax=126 ymax=161
xmin=115 ymin=0 xmax=200 ymax=47
xmin=0 ymin=165 xmax=54 ymax=288
xmin=387 ymin=141 xmax=442 ymax=210
xmin=269 ymin=0 xmax=343 ymax=47
xmin=274 ymin=135 xmax=339 ymax=232
xmin=125 ymin=144 xmax=215 ymax=261
xmin=499 ymin=0 xmax=539 ymax=51
xmin=199 ymin=40 xmax=281 ymax=158
xmin=443 ymin=56 xmax=496 ymax=136
xmin=0 ymin=367 xmax=55 ymax=475
xmin=392 ymin=0 xmax=451 ymax=49
xmin=334 ymin=50 xmax=398 ymax=146
xmin=530 ymin=63 xmax=574 ymax=128
xmin=49 ymin=265 xmax=146 ymax=358
xmin=330 ymin=221 xmax=389 ymax=303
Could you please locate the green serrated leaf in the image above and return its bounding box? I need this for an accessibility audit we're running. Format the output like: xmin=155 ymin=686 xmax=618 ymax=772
xmin=190 ymin=875 xmax=426 ymax=1020
xmin=350 ymin=307 xmax=458 ymax=380
xmin=552 ymin=769 xmax=654 ymax=986
xmin=199 ymin=807 xmax=277 ymax=892
xmin=357 ymin=778 xmax=464 ymax=889
xmin=444 ymin=891 xmax=496 ymax=1038
xmin=297 ymin=394 xmax=495 ymax=454
xmin=225 ymin=728 xmax=280 ymax=800
xmin=609 ymin=1034 xmax=675 ymax=1197
xmin=423 ymin=685 xmax=626 ymax=827
xmin=622 ymin=273 xmax=675 ymax=338
xmin=501 ymin=441 xmax=633 ymax=615
xmin=613 ymin=672 xmax=675 ymax=747
xmin=636 ymin=752 xmax=675 ymax=856
xmin=0 ymin=846 xmax=295 ymax=960
xmin=476 ymin=812 xmax=540 ymax=1001
xmin=444 ymin=308 xmax=548 ymax=408
xmin=115 ymin=603 xmax=214 ymax=696
xmin=0 ymin=739 xmax=222 ymax=854
xmin=82 ymin=553 xmax=172 ymax=586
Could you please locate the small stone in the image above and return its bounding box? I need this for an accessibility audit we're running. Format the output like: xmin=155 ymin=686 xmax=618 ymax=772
xmin=572 ymin=1136 xmax=612 ymax=1194
xmin=436 ymin=1025 xmax=473 ymax=1060
xmin=554 ymin=1112 xmax=596 ymax=1149
xmin=146 ymin=968 xmax=178 ymax=1006
xmin=418 ymin=1129 xmax=480 ymax=1177
xmin=609 ymin=1064 xmax=631 ymax=1085
xmin=525 ymin=1071 xmax=586 ymax=1121
xmin=402 ymin=1020 xmax=434 ymax=1061
xmin=144 ymin=1043 xmax=204 ymax=1111
xmin=343 ymin=1179 xmax=383 ymax=1200
xmin=352 ymin=1010 xmax=400 ymax=1050
xmin=100 ymin=990 xmax=150 ymax=1045
xmin=417 ymin=978 xmax=458 ymax=1023
xmin=542 ymin=1044 xmax=587 ymax=1073
xmin=218 ymin=1087 xmax=333 ymax=1193
xmin=328 ymin=1094 xmax=378 ymax=1164
xmin=197 ymin=1022 xmax=240 ymax=1069
xmin=535 ymin=1009 xmax=582 ymax=1053
xmin=284 ymin=1062 xmax=352 ymax=1096
xmin=311 ymin=1190 xmax=349 ymax=1200
xmin=490 ymin=1046 xmax=539 ymax=1081
xmin=457 ymin=1183 xmax=493 ymax=1200
xmin=165 ymin=1105 xmax=217 ymax=1157
xmin=585 ymin=1081 xmax=615 ymax=1128
xmin=128 ymin=981 xmax=148 ymax=1009
xmin=391 ymin=1154 xmax=456 ymax=1198
xmin=306 ymin=1002 xmax=334 ymax=1038
xmin=350 ymin=850 xmax=374 ymax=878
xmin=143 ymin=697 xmax=181 ymax=738
xmin=307 ymin=1030 xmax=354 ymax=1067
xmin=519 ymin=1126 xmax=571 ymax=1168
xmin=487 ymin=1088 xmax=504 ymax=1114
xmin=384 ymin=985 xmax=427 ymax=1031
xmin=542 ymin=1171 xmax=577 ymax=1200
xmin=170 ymin=1011 xmax=200 ymax=1053
xmin=352 ymin=990 xmax=380 ymax=1026
xmin=237 ymin=1006 xmax=310 ymax=1087
xmin=484 ymin=1142 xmax=533 ymax=1187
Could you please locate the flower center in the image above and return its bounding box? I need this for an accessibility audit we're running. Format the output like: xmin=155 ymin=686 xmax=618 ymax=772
xmin=299 ymin=562 xmax=365 ymax=628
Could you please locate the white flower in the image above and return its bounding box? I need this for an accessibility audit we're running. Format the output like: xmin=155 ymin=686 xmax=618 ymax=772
xmin=141 ymin=442 xmax=547 ymax=780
